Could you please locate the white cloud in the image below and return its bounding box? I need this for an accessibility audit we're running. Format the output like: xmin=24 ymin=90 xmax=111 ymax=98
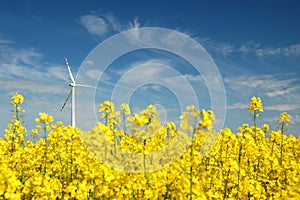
xmin=0 ymin=42 xmax=68 ymax=94
xmin=110 ymin=59 xmax=205 ymax=91
xmin=203 ymin=39 xmax=300 ymax=58
xmin=139 ymin=84 xmax=164 ymax=92
xmin=79 ymin=14 xmax=109 ymax=37
xmin=265 ymin=104 xmax=300 ymax=111
xmin=85 ymin=69 xmax=111 ymax=83
xmin=227 ymin=103 xmax=248 ymax=110
xmin=206 ymin=41 xmax=235 ymax=56
xmin=263 ymin=116 xmax=279 ymax=123
xmin=46 ymin=66 xmax=70 ymax=82
xmin=238 ymin=42 xmax=300 ymax=57
xmin=0 ymin=79 xmax=67 ymax=94
xmin=225 ymin=74 xmax=300 ymax=98
xmin=266 ymin=86 xmax=300 ymax=98
xmin=151 ymin=84 xmax=163 ymax=92
xmin=108 ymin=59 xmax=202 ymax=110
xmin=86 ymin=69 xmax=101 ymax=80
xmin=0 ymin=45 xmax=42 ymax=66
xmin=182 ymin=74 xmax=205 ymax=83
xmin=112 ymin=59 xmax=171 ymax=76
xmin=282 ymin=44 xmax=300 ymax=56
xmin=290 ymin=114 xmax=300 ymax=125
xmin=255 ymin=48 xmax=280 ymax=57
xmin=104 ymin=13 xmax=122 ymax=32
xmin=200 ymin=39 xmax=236 ymax=57
xmin=218 ymin=43 xmax=235 ymax=55
xmin=0 ymin=62 xmax=68 ymax=83
xmin=79 ymin=13 xmax=141 ymax=38
xmin=238 ymin=42 xmax=261 ymax=53
xmin=0 ymin=38 xmax=13 ymax=44
xmin=128 ymin=18 xmax=141 ymax=30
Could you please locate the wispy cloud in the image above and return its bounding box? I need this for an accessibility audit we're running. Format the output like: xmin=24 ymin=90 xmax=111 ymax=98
xmin=0 ymin=45 xmax=42 ymax=66
xmin=79 ymin=14 xmax=109 ymax=37
xmin=128 ymin=18 xmax=141 ymax=30
xmin=238 ymin=42 xmax=300 ymax=57
xmin=225 ymin=74 xmax=300 ymax=98
xmin=79 ymin=13 xmax=141 ymax=37
xmin=103 ymin=59 xmax=205 ymax=111
xmin=265 ymin=104 xmax=300 ymax=111
xmin=290 ymin=114 xmax=300 ymax=125
xmin=0 ymin=41 xmax=68 ymax=94
xmin=266 ymin=86 xmax=300 ymax=98
xmin=110 ymin=59 xmax=171 ymax=77
xmin=0 ymin=38 xmax=13 ymax=44
xmin=227 ymin=103 xmax=248 ymax=110
xmin=109 ymin=59 xmax=206 ymax=92
xmin=202 ymin=40 xmax=236 ymax=56
xmin=0 ymin=79 xmax=66 ymax=94
xmin=203 ymin=40 xmax=300 ymax=58
xmin=104 ymin=13 xmax=122 ymax=32
xmin=182 ymin=74 xmax=205 ymax=84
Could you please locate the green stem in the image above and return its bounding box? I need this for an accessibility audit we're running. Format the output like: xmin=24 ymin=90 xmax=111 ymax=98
xmin=70 ymin=138 xmax=73 ymax=182
xmin=189 ymin=117 xmax=197 ymax=200
xmin=113 ymin=130 xmax=117 ymax=157
xmin=164 ymin=183 xmax=170 ymax=199
xmin=16 ymin=104 xmax=20 ymax=121
xmin=256 ymin=156 xmax=260 ymax=180
xmin=223 ymin=168 xmax=230 ymax=200
xmin=253 ymin=110 xmax=257 ymax=142
xmin=237 ymin=143 xmax=242 ymax=199
xmin=143 ymin=139 xmax=147 ymax=181
xmin=280 ymin=122 xmax=284 ymax=166
xmin=190 ymin=147 xmax=193 ymax=200
xmin=122 ymin=111 xmax=127 ymax=135
xmin=43 ymin=122 xmax=47 ymax=175
xmin=43 ymin=122 xmax=47 ymax=140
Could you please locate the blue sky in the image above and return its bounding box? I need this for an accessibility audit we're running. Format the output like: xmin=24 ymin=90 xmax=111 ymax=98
xmin=0 ymin=0 xmax=300 ymax=135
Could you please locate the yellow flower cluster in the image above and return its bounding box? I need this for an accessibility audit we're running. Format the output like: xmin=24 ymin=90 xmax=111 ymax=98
xmin=9 ymin=92 xmax=24 ymax=106
xmin=278 ymin=112 xmax=290 ymax=126
xmin=199 ymin=109 xmax=215 ymax=130
xmin=248 ymin=96 xmax=263 ymax=113
xmin=35 ymin=112 xmax=54 ymax=124
xmin=0 ymin=93 xmax=300 ymax=199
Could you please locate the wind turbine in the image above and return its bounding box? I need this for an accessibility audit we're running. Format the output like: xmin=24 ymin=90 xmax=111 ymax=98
xmin=61 ymin=57 xmax=95 ymax=127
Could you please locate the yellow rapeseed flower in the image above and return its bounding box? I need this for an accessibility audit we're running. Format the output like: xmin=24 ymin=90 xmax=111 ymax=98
xmin=199 ymin=110 xmax=215 ymax=130
xmin=99 ymin=100 xmax=115 ymax=113
xmin=248 ymin=96 xmax=263 ymax=113
xmin=1 ymin=95 xmax=300 ymax=200
xmin=10 ymin=92 xmax=24 ymax=106
xmin=120 ymin=103 xmax=130 ymax=115
xmin=278 ymin=111 xmax=290 ymax=126
xmin=34 ymin=113 xmax=54 ymax=127
xmin=180 ymin=112 xmax=192 ymax=132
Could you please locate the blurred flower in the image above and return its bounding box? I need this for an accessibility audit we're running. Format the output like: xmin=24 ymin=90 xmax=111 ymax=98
xmin=278 ymin=112 xmax=290 ymax=126
xmin=248 ymin=96 xmax=263 ymax=113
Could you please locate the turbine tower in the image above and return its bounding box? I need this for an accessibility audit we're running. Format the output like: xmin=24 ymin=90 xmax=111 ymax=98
xmin=61 ymin=57 xmax=95 ymax=127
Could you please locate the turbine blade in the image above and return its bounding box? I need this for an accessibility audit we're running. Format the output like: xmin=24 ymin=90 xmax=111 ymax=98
xmin=65 ymin=57 xmax=75 ymax=83
xmin=61 ymin=90 xmax=72 ymax=111
xmin=75 ymin=84 xmax=99 ymax=89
